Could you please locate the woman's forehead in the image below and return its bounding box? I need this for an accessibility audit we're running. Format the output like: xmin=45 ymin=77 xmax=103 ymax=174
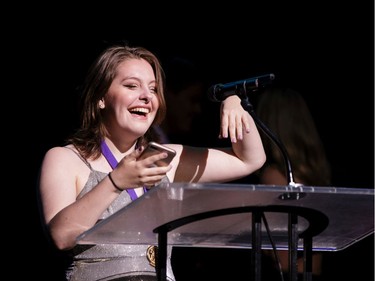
xmin=116 ymin=58 xmax=155 ymax=80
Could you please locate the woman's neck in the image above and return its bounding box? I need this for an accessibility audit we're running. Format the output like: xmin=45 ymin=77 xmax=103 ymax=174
xmin=102 ymin=137 xmax=137 ymax=162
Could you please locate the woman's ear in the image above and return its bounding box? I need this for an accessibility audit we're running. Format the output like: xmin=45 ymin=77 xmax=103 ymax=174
xmin=99 ymin=99 xmax=105 ymax=109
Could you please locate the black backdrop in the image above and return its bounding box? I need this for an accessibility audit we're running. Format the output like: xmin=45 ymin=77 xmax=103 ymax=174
xmin=11 ymin=2 xmax=374 ymax=280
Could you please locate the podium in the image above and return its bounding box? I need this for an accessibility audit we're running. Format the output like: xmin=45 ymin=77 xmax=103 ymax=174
xmin=77 ymin=182 xmax=374 ymax=281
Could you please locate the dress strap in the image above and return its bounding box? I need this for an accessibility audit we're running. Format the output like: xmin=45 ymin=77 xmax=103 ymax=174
xmin=64 ymin=146 xmax=94 ymax=171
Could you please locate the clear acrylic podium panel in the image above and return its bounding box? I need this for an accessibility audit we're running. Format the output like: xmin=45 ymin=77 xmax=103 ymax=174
xmin=77 ymin=182 xmax=374 ymax=251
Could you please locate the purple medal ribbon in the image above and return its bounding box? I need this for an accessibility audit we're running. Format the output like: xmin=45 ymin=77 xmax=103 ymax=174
xmin=101 ymin=140 xmax=145 ymax=201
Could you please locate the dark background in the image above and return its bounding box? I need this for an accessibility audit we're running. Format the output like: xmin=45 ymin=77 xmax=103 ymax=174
xmin=10 ymin=2 xmax=374 ymax=280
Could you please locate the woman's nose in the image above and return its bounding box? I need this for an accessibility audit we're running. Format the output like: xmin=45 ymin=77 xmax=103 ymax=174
xmin=139 ymin=89 xmax=154 ymax=103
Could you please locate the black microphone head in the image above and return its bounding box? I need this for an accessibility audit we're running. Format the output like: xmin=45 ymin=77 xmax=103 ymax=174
xmin=207 ymin=84 xmax=224 ymax=102
xmin=207 ymin=73 xmax=276 ymax=102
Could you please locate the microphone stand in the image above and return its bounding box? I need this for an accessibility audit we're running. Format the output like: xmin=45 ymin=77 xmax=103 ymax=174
xmin=237 ymin=85 xmax=300 ymax=190
xmin=236 ymin=85 xmax=304 ymax=281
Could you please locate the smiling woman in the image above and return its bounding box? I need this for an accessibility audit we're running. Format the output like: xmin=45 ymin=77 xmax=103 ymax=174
xmin=36 ymin=43 xmax=266 ymax=280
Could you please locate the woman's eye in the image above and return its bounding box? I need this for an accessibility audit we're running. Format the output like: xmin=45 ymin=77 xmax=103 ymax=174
xmin=125 ymin=84 xmax=137 ymax=89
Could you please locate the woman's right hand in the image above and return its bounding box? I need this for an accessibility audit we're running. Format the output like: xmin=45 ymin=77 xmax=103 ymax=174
xmin=111 ymin=147 xmax=172 ymax=189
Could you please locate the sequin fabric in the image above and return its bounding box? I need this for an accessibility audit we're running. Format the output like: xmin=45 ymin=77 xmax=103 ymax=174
xmin=64 ymin=148 xmax=175 ymax=281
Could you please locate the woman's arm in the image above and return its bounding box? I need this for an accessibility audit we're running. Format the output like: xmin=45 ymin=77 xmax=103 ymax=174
xmin=38 ymin=147 xmax=120 ymax=250
xmin=170 ymin=95 xmax=266 ymax=183
xmin=39 ymin=146 xmax=174 ymax=250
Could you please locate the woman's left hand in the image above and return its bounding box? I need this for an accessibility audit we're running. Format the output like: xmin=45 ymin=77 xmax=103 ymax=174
xmin=219 ymin=95 xmax=251 ymax=143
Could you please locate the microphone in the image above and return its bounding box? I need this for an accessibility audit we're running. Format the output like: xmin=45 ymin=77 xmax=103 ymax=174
xmin=208 ymin=73 xmax=275 ymax=102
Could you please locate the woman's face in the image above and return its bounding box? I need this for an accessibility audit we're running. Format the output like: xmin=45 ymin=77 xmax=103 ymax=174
xmin=102 ymin=58 xmax=159 ymax=138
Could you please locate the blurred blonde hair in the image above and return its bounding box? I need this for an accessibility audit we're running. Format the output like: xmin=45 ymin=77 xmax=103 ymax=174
xmin=256 ymin=87 xmax=331 ymax=186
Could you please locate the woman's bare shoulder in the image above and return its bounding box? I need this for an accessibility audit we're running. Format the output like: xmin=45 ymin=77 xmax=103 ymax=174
xmin=42 ymin=145 xmax=83 ymax=167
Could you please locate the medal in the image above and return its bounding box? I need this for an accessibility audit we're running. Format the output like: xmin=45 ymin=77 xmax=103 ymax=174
xmin=146 ymin=245 xmax=157 ymax=267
